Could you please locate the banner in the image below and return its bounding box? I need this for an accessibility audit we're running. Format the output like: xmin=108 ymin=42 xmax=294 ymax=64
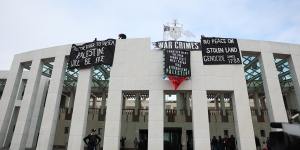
xmin=164 ymin=49 xmax=191 ymax=77
xmin=68 ymin=39 xmax=116 ymax=69
xmin=153 ymin=41 xmax=201 ymax=51
xmin=154 ymin=40 xmax=196 ymax=90
xmin=201 ymin=37 xmax=242 ymax=65
xmin=164 ymin=49 xmax=191 ymax=90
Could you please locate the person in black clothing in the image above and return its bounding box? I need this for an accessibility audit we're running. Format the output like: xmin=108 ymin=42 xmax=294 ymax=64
xmin=138 ymin=137 xmax=148 ymax=150
xmin=211 ymin=136 xmax=218 ymax=150
xmin=139 ymin=137 xmax=144 ymax=150
xmin=120 ymin=136 xmax=126 ymax=149
xmin=228 ymin=135 xmax=236 ymax=150
xmin=255 ymin=136 xmax=261 ymax=150
xmin=217 ymin=136 xmax=225 ymax=150
xmin=266 ymin=137 xmax=271 ymax=150
xmin=83 ymin=129 xmax=101 ymax=150
xmin=118 ymin=33 xmax=127 ymax=39
xmin=223 ymin=135 xmax=229 ymax=150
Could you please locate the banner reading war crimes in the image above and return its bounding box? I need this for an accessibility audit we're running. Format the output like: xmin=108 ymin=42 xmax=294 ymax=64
xmin=164 ymin=49 xmax=191 ymax=77
xmin=153 ymin=41 xmax=201 ymax=51
xmin=201 ymin=37 xmax=242 ymax=65
xmin=68 ymin=39 xmax=116 ymax=69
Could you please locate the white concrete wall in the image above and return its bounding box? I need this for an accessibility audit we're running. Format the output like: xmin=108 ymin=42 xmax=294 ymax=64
xmin=26 ymin=77 xmax=49 ymax=148
xmin=10 ymin=59 xmax=43 ymax=150
xmin=0 ymin=38 xmax=300 ymax=150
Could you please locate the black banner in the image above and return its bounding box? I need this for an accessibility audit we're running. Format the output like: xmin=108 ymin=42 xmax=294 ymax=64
xmin=154 ymin=41 xmax=201 ymax=51
xmin=201 ymin=37 xmax=242 ymax=65
xmin=68 ymin=39 xmax=116 ymax=69
xmin=164 ymin=50 xmax=191 ymax=77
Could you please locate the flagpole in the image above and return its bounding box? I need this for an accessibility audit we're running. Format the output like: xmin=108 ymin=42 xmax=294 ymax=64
xmin=163 ymin=25 xmax=167 ymax=40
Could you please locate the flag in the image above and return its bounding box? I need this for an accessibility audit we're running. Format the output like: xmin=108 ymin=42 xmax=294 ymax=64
xmin=164 ymin=25 xmax=170 ymax=31
xmin=168 ymin=75 xmax=187 ymax=90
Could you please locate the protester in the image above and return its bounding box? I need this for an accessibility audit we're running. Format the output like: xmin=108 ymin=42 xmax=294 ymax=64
xmin=211 ymin=136 xmax=218 ymax=150
xmin=83 ymin=129 xmax=101 ymax=150
xmin=120 ymin=136 xmax=126 ymax=149
xmin=223 ymin=135 xmax=229 ymax=150
xmin=139 ymin=136 xmax=148 ymax=150
xmin=255 ymin=136 xmax=261 ymax=150
xmin=217 ymin=136 xmax=225 ymax=150
xmin=118 ymin=33 xmax=127 ymax=39
xmin=228 ymin=135 xmax=236 ymax=150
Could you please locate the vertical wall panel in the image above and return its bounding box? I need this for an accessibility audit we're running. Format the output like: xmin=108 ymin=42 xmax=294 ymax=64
xmin=0 ymin=57 xmax=23 ymax=148
xmin=36 ymin=56 xmax=66 ymax=150
xmin=10 ymin=59 xmax=42 ymax=150
xmin=259 ymin=52 xmax=288 ymax=122
xmin=67 ymin=68 xmax=92 ymax=150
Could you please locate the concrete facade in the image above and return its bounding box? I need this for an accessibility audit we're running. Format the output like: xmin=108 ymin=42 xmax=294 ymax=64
xmin=0 ymin=38 xmax=299 ymax=150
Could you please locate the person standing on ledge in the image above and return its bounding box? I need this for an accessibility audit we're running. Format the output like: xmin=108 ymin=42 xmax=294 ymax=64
xmin=83 ymin=129 xmax=101 ymax=150
xmin=118 ymin=33 xmax=127 ymax=39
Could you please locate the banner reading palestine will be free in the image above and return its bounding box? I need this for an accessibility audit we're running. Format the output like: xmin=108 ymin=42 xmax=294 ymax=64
xmin=68 ymin=39 xmax=116 ymax=69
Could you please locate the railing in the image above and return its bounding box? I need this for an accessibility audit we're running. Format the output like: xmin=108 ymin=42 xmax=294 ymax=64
xmin=56 ymin=107 xmax=274 ymax=123
xmin=121 ymin=109 xmax=148 ymax=115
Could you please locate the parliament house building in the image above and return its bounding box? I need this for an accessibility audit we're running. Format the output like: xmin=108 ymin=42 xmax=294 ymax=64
xmin=0 ymin=37 xmax=300 ymax=150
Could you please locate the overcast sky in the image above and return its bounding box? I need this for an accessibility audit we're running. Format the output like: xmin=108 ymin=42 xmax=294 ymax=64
xmin=0 ymin=0 xmax=299 ymax=70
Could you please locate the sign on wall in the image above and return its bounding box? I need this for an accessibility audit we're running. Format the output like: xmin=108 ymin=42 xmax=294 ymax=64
xmin=164 ymin=49 xmax=191 ymax=77
xmin=154 ymin=40 xmax=195 ymax=90
xmin=164 ymin=49 xmax=191 ymax=90
xmin=68 ymin=39 xmax=116 ymax=69
xmin=201 ymin=37 xmax=242 ymax=65
xmin=153 ymin=41 xmax=201 ymax=51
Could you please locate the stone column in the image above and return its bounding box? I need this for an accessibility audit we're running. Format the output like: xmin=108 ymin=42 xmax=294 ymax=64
xmin=101 ymin=92 xmax=107 ymax=108
xmin=26 ymin=77 xmax=49 ymax=148
xmin=36 ymin=55 xmax=66 ymax=150
xmin=220 ymin=94 xmax=226 ymax=116
xmin=185 ymin=93 xmax=191 ymax=116
xmin=67 ymin=68 xmax=92 ymax=150
xmin=92 ymin=96 xmax=97 ymax=108
xmin=148 ymin=90 xmax=164 ymax=150
xmin=122 ymin=94 xmax=126 ymax=109
xmin=253 ymin=92 xmax=262 ymax=116
xmin=135 ymin=93 xmax=141 ymax=115
xmin=3 ymin=107 xmax=20 ymax=148
xmin=10 ymin=59 xmax=42 ymax=150
xmin=192 ymin=90 xmax=211 ymax=150
xmin=214 ymin=98 xmax=219 ymax=109
xmin=181 ymin=129 xmax=187 ymax=150
xmin=259 ymin=52 xmax=288 ymax=122
xmin=101 ymin=92 xmax=106 ymax=114
xmin=103 ymin=90 xmax=123 ymax=150
xmin=0 ymin=57 xmax=23 ymax=147
xmin=68 ymin=90 xmax=75 ymax=113
xmin=288 ymin=54 xmax=300 ymax=111
xmin=177 ymin=93 xmax=183 ymax=114
xmin=260 ymin=97 xmax=267 ymax=110
xmin=16 ymin=79 xmax=26 ymax=100
xmin=232 ymin=64 xmax=256 ymax=150
xmin=232 ymin=91 xmax=256 ymax=150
